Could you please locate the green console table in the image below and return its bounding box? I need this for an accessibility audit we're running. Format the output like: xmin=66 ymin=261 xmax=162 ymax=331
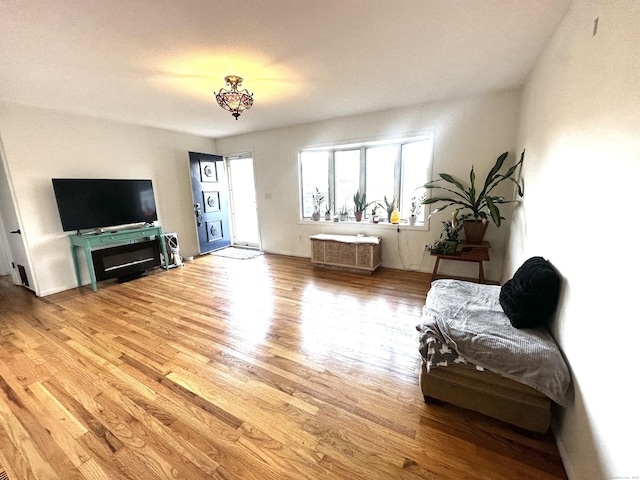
xmin=69 ymin=226 xmax=169 ymax=292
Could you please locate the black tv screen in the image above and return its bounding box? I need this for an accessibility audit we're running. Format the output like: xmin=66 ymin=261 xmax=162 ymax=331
xmin=52 ymin=178 xmax=158 ymax=232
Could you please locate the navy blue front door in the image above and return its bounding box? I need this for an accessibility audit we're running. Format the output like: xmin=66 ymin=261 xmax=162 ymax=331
xmin=189 ymin=152 xmax=231 ymax=253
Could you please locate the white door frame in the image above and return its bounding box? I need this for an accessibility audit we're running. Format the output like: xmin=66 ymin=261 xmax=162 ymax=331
xmin=0 ymin=135 xmax=37 ymax=290
xmin=0 ymin=213 xmax=11 ymax=276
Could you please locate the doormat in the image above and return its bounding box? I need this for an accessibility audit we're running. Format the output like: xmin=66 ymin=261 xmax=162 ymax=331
xmin=210 ymin=247 xmax=263 ymax=260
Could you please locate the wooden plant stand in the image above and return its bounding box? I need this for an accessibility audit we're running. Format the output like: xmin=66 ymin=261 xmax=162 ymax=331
xmin=431 ymin=241 xmax=490 ymax=283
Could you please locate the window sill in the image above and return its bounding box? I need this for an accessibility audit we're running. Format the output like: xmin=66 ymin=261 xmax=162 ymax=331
xmin=299 ymin=218 xmax=427 ymax=230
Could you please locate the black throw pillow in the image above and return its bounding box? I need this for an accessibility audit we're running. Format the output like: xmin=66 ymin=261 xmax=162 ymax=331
xmin=499 ymin=256 xmax=561 ymax=329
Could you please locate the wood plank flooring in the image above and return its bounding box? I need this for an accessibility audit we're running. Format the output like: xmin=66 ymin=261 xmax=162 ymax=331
xmin=0 ymin=253 xmax=567 ymax=479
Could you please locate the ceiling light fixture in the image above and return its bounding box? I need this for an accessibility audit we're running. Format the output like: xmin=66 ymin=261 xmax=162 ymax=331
xmin=214 ymin=75 xmax=254 ymax=120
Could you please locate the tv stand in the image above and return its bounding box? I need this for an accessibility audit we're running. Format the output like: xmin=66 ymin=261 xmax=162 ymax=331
xmin=69 ymin=225 xmax=168 ymax=292
xmin=116 ymin=271 xmax=146 ymax=284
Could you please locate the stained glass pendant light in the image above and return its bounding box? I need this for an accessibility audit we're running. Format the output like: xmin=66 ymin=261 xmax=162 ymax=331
xmin=215 ymin=75 xmax=254 ymax=120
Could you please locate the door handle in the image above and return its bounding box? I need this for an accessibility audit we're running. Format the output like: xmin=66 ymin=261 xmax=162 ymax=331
xmin=10 ymin=229 xmax=21 ymax=234
xmin=194 ymin=204 xmax=203 ymax=227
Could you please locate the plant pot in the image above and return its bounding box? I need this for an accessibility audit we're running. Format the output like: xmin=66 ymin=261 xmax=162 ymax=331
xmin=339 ymin=214 xmax=348 ymax=221
xmin=408 ymin=215 xmax=417 ymax=226
xmin=325 ymin=213 xmax=331 ymax=221
xmin=463 ymin=220 xmax=488 ymax=244
xmin=354 ymin=211 xmax=363 ymax=222
xmin=312 ymin=212 xmax=320 ymax=221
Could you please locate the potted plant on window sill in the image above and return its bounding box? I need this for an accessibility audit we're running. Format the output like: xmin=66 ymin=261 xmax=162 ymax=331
xmin=324 ymin=202 xmax=333 ymax=221
xmin=370 ymin=204 xmax=380 ymax=223
xmin=311 ymin=187 xmax=325 ymax=221
xmin=378 ymin=195 xmax=398 ymax=223
xmin=408 ymin=197 xmax=421 ymax=226
xmin=338 ymin=204 xmax=350 ymax=222
xmin=353 ymin=190 xmax=374 ymax=222
xmin=420 ymin=151 xmax=525 ymax=244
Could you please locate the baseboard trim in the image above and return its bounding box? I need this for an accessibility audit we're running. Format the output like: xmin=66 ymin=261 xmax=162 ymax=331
xmin=551 ymin=423 xmax=574 ymax=480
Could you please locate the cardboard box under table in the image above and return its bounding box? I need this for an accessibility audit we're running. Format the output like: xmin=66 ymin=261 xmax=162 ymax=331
xmin=310 ymin=234 xmax=381 ymax=273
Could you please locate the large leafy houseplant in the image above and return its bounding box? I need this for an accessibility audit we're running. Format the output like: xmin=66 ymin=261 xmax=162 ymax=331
xmin=420 ymin=151 xmax=525 ymax=242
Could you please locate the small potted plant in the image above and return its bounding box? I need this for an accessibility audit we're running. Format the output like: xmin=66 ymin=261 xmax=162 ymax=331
xmin=378 ymin=195 xmax=397 ymax=223
xmin=429 ymin=210 xmax=465 ymax=254
xmin=370 ymin=204 xmax=380 ymax=224
xmin=324 ymin=201 xmax=333 ymax=221
xmin=338 ymin=204 xmax=350 ymax=221
xmin=408 ymin=197 xmax=421 ymax=226
xmin=420 ymin=151 xmax=525 ymax=243
xmin=353 ymin=190 xmax=374 ymax=222
xmin=311 ymin=187 xmax=325 ymax=221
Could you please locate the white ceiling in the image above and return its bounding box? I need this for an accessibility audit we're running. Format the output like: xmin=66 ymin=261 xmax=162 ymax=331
xmin=1 ymin=0 xmax=571 ymax=139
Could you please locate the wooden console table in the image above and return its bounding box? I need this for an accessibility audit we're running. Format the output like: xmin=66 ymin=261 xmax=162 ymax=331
xmin=431 ymin=241 xmax=490 ymax=283
xmin=310 ymin=234 xmax=381 ymax=273
xmin=70 ymin=226 xmax=168 ymax=292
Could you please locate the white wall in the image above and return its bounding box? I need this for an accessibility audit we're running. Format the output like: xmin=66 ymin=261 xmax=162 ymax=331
xmin=0 ymin=102 xmax=216 ymax=296
xmin=216 ymin=89 xmax=521 ymax=281
xmin=506 ymin=0 xmax=639 ymax=478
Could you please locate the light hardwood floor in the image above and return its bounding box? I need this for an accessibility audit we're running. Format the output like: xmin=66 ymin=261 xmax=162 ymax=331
xmin=0 ymin=253 xmax=567 ymax=479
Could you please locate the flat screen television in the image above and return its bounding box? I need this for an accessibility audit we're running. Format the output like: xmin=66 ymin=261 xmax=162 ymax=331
xmin=52 ymin=178 xmax=158 ymax=232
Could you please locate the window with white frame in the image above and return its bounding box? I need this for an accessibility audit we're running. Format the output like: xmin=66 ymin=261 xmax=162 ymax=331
xmin=300 ymin=135 xmax=433 ymax=222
